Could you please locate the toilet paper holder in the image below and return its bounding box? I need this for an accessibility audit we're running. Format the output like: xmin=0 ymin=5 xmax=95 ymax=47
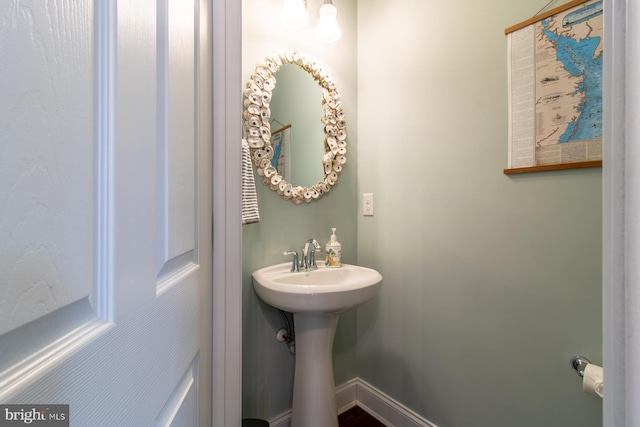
xmin=570 ymin=355 xmax=591 ymax=377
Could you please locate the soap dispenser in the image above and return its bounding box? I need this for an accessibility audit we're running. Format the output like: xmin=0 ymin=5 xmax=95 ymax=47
xmin=325 ymin=228 xmax=342 ymax=268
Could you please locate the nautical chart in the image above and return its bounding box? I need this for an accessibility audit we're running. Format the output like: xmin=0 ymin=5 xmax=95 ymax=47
xmin=506 ymin=0 xmax=603 ymax=169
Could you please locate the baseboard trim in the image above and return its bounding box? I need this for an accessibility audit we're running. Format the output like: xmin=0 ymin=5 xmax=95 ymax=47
xmin=356 ymin=378 xmax=438 ymax=427
xmin=267 ymin=377 xmax=437 ymax=427
xmin=336 ymin=378 xmax=358 ymax=414
xmin=268 ymin=409 xmax=292 ymax=427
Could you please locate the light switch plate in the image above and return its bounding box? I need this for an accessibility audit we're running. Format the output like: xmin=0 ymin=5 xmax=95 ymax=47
xmin=363 ymin=193 xmax=374 ymax=216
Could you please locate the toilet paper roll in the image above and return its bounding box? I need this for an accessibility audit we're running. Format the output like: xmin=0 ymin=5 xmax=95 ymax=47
xmin=247 ymin=136 xmax=263 ymax=148
xmin=247 ymin=104 xmax=261 ymax=116
xmin=270 ymin=174 xmax=282 ymax=186
xmin=263 ymin=77 xmax=275 ymax=92
xmin=251 ymin=73 xmax=264 ymax=89
xmin=259 ymin=158 xmax=271 ymax=169
xmin=248 ymin=82 xmax=261 ymax=94
xmin=246 ymin=116 xmax=261 ymax=128
xmin=260 ymin=126 xmax=270 ymax=142
xmin=270 ymin=52 xmax=283 ymax=67
xmin=255 ymin=65 xmax=270 ymax=80
xmin=260 ymin=107 xmax=270 ymax=123
xmin=261 ymin=91 xmax=272 ymax=106
xmin=265 ymin=58 xmax=278 ymax=73
xmin=253 ymin=149 xmax=267 ymax=160
xmin=248 ymin=92 xmax=262 ymax=105
xmin=583 ymin=364 xmax=604 ymax=398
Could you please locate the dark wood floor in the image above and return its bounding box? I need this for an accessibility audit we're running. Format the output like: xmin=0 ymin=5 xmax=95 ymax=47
xmin=338 ymin=406 xmax=386 ymax=427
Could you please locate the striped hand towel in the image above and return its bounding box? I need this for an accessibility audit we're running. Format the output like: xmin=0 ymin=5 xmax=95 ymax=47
xmin=241 ymin=139 xmax=260 ymax=225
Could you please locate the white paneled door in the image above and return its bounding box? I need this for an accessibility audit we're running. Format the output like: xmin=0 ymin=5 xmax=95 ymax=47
xmin=0 ymin=0 xmax=215 ymax=425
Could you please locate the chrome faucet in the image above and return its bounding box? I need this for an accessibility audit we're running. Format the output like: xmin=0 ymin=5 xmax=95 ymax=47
xmin=284 ymin=251 xmax=299 ymax=272
xmin=301 ymin=238 xmax=322 ymax=270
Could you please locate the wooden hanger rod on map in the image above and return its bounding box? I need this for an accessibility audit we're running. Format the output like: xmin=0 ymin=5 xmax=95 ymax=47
xmin=505 ymin=0 xmax=591 ymax=34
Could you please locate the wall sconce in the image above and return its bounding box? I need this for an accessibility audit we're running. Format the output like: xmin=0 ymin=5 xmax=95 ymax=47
xmin=279 ymin=0 xmax=341 ymax=43
xmin=280 ymin=0 xmax=309 ymax=28
xmin=314 ymin=0 xmax=341 ymax=43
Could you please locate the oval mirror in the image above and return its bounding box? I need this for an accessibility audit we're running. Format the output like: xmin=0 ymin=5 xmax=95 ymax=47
xmin=243 ymin=51 xmax=347 ymax=204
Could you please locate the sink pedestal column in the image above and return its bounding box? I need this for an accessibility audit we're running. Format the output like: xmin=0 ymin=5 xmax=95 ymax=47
xmin=290 ymin=313 xmax=340 ymax=427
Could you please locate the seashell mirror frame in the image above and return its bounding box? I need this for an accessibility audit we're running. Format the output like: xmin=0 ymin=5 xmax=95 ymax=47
xmin=243 ymin=51 xmax=347 ymax=204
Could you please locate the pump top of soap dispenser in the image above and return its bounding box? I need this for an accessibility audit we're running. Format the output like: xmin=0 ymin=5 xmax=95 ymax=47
xmin=329 ymin=228 xmax=337 ymax=242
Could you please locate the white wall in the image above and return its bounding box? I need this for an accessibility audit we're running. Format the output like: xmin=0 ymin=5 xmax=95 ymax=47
xmin=603 ymin=0 xmax=640 ymax=425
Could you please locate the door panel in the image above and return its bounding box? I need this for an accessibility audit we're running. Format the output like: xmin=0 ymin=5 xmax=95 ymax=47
xmin=0 ymin=1 xmax=212 ymax=425
xmin=0 ymin=0 xmax=94 ymax=337
xmin=156 ymin=357 xmax=199 ymax=426
xmin=157 ymin=0 xmax=198 ymax=285
xmin=111 ymin=0 xmax=160 ymax=319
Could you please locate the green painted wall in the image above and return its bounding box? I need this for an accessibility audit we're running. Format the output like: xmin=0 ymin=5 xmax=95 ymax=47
xmin=241 ymin=0 xmax=359 ymax=420
xmin=355 ymin=1 xmax=603 ymax=426
xmin=242 ymin=0 xmax=603 ymax=425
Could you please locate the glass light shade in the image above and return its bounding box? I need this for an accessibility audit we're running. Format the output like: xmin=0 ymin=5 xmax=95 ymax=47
xmin=280 ymin=0 xmax=309 ymax=28
xmin=314 ymin=2 xmax=341 ymax=43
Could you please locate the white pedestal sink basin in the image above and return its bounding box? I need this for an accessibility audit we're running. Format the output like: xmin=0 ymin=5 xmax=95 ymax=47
xmin=252 ymin=262 xmax=382 ymax=427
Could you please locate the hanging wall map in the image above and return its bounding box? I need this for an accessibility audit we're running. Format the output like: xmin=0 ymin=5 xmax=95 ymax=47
xmin=504 ymin=0 xmax=603 ymax=173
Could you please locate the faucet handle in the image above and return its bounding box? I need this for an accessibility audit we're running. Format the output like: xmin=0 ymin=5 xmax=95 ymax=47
xmin=301 ymin=238 xmax=323 ymax=270
xmin=308 ymin=249 xmax=322 ymax=269
xmin=283 ymin=251 xmax=299 ymax=272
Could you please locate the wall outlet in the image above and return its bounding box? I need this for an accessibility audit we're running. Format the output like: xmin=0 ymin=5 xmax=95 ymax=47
xmin=363 ymin=193 xmax=374 ymax=216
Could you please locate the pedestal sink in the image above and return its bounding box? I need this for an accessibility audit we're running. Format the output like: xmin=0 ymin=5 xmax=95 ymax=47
xmin=252 ymin=262 xmax=382 ymax=427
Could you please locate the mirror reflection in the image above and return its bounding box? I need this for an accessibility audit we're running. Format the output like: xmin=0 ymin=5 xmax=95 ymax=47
xmin=269 ymin=64 xmax=325 ymax=188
